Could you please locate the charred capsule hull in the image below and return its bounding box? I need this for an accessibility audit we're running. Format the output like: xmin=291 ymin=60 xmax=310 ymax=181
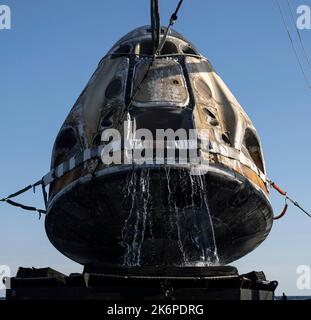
xmin=45 ymin=26 xmax=273 ymax=268
xmin=45 ymin=164 xmax=273 ymax=266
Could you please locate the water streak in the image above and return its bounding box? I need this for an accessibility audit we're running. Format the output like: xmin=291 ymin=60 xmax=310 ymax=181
xmin=121 ymin=166 xmax=219 ymax=267
xmin=121 ymin=168 xmax=151 ymax=266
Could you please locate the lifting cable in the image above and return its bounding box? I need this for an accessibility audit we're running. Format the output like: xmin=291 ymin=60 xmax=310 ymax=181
xmin=151 ymin=0 xmax=161 ymax=54
xmin=267 ymin=178 xmax=311 ymax=220
xmin=157 ymin=0 xmax=185 ymax=55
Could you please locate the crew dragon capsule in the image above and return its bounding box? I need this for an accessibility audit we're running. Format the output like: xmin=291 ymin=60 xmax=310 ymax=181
xmin=45 ymin=8 xmax=273 ymax=270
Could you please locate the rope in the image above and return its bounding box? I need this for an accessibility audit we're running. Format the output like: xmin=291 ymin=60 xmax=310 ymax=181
xmin=0 ymin=181 xmax=47 ymax=219
xmin=157 ymin=0 xmax=185 ymax=54
xmin=268 ymin=178 xmax=311 ymax=220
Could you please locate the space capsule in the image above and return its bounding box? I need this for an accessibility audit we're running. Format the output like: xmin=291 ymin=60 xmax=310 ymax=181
xmin=45 ymin=25 xmax=273 ymax=270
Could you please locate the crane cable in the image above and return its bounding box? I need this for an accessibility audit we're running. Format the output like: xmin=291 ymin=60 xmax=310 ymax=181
xmin=287 ymin=0 xmax=311 ymax=71
xmin=267 ymin=178 xmax=311 ymax=220
xmin=157 ymin=0 xmax=185 ymax=54
xmin=151 ymin=0 xmax=161 ymax=54
xmin=275 ymin=0 xmax=311 ymax=90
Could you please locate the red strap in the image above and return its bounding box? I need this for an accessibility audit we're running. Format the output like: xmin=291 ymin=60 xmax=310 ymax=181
xmin=271 ymin=182 xmax=287 ymax=196
xmin=274 ymin=203 xmax=288 ymax=220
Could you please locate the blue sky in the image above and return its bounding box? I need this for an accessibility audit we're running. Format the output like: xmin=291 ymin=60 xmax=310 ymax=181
xmin=1 ymin=0 xmax=311 ymax=296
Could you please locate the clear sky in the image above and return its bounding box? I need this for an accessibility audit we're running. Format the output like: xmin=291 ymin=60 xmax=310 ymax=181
xmin=1 ymin=0 xmax=311 ymax=297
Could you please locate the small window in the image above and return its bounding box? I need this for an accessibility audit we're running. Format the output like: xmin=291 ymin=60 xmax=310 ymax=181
xmin=114 ymin=44 xmax=132 ymax=55
xmin=160 ymin=41 xmax=178 ymax=55
xmin=53 ymin=127 xmax=78 ymax=167
xmin=54 ymin=154 xmax=67 ymax=168
xmin=244 ymin=128 xmax=265 ymax=172
xmin=182 ymin=45 xmax=198 ymax=55
xmin=138 ymin=40 xmax=154 ymax=55
xmin=137 ymin=40 xmax=179 ymax=55
xmin=55 ymin=127 xmax=77 ymax=150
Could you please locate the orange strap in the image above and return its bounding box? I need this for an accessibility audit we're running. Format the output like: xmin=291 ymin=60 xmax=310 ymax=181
xmin=269 ymin=178 xmax=310 ymax=220
xmin=270 ymin=182 xmax=287 ymax=196
xmin=273 ymin=203 xmax=289 ymax=220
